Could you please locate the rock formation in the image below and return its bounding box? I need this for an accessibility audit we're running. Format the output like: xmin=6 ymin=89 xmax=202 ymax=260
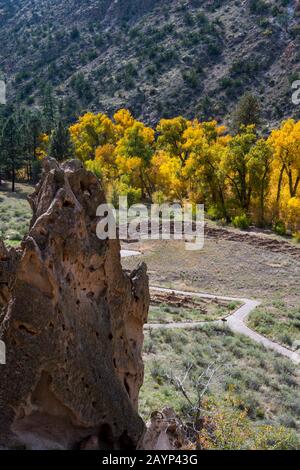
xmin=142 ymin=408 xmax=186 ymax=450
xmin=0 ymin=158 xmax=150 ymax=450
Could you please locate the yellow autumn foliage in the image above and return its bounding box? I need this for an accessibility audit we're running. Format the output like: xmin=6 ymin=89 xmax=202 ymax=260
xmin=66 ymin=110 xmax=300 ymax=233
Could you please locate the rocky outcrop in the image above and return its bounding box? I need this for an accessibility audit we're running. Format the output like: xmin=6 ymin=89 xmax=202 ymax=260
xmin=0 ymin=158 xmax=149 ymax=450
xmin=142 ymin=408 xmax=186 ymax=450
xmin=0 ymin=240 xmax=20 ymax=312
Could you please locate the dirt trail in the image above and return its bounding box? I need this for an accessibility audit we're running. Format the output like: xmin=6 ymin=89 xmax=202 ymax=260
xmin=205 ymin=225 xmax=300 ymax=260
xmin=146 ymin=287 xmax=300 ymax=365
xmin=121 ymin=248 xmax=300 ymax=364
xmin=122 ymin=222 xmax=300 ymax=260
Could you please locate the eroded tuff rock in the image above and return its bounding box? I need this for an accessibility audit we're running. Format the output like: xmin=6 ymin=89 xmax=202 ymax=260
xmin=142 ymin=408 xmax=187 ymax=450
xmin=0 ymin=158 xmax=149 ymax=450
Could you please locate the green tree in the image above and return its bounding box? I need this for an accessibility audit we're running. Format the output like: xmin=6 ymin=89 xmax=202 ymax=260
xmin=0 ymin=114 xmax=23 ymax=192
xmin=156 ymin=117 xmax=189 ymax=164
xmin=224 ymin=125 xmax=258 ymax=212
xmin=42 ymin=85 xmax=57 ymax=134
xmin=248 ymin=139 xmax=273 ymax=225
xmin=231 ymin=93 xmax=261 ymax=133
xmin=22 ymin=109 xmax=43 ymax=180
xmin=116 ymin=122 xmax=155 ymax=198
xmin=49 ymin=120 xmax=74 ymax=162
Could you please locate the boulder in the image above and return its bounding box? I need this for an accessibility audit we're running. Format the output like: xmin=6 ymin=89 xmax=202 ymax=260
xmin=0 ymin=158 xmax=149 ymax=450
xmin=142 ymin=408 xmax=186 ymax=450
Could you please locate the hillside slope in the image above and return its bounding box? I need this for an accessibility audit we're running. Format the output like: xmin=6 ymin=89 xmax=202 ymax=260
xmin=0 ymin=0 xmax=300 ymax=126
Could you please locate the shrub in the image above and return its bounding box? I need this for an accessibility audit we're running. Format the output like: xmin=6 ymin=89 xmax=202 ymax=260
xmin=273 ymin=220 xmax=286 ymax=236
xmin=70 ymin=73 xmax=93 ymax=101
xmin=7 ymin=231 xmax=23 ymax=242
xmin=110 ymin=182 xmax=141 ymax=208
xmin=278 ymin=333 xmax=293 ymax=347
xmin=232 ymin=214 xmax=250 ymax=230
xmin=207 ymin=41 xmax=222 ymax=58
xmin=292 ymin=231 xmax=300 ymax=243
xmin=152 ymin=191 xmax=167 ymax=205
xmin=198 ymin=399 xmax=298 ymax=450
xmin=182 ymin=69 xmax=198 ymax=88
xmin=249 ymin=0 xmax=269 ymax=15
xmin=150 ymin=361 xmax=166 ymax=385
xmin=207 ymin=205 xmax=223 ymax=221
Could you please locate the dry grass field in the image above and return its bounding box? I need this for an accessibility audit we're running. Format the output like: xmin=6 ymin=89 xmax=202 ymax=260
xmin=0 ymin=181 xmax=33 ymax=246
xmin=121 ymin=236 xmax=300 ymax=446
xmin=123 ymin=235 xmax=300 ymax=349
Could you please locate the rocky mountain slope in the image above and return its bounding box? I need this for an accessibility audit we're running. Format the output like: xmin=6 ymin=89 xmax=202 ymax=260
xmin=0 ymin=0 xmax=300 ymax=127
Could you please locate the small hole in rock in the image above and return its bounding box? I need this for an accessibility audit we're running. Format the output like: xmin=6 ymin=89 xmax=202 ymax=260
xmin=124 ymin=378 xmax=130 ymax=397
xmin=63 ymin=200 xmax=74 ymax=208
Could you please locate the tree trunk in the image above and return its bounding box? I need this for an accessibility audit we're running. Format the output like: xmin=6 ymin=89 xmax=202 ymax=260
xmin=292 ymin=175 xmax=300 ymax=198
xmin=260 ymin=188 xmax=265 ymax=227
xmin=276 ymin=165 xmax=285 ymax=205
xmin=217 ymin=183 xmax=228 ymax=221
xmin=11 ymin=165 xmax=15 ymax=192
xmin=259 ymin=169 xmax=269 ymax=227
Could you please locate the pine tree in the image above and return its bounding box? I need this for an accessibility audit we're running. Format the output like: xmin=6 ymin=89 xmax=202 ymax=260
xmin=231 ymin=93 xmax=261 ymax=133
xmin=0 ymin=114 xmax=23 ymax=192
xmin=49 ymin=120 xmax=74 ymax=162
xmin=42 ymin=85 xmax=57 ymax=134
xmin=22 ymin=109 xmax=43 ymax=180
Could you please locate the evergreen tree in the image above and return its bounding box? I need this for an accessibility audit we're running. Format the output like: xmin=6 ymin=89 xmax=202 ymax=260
xmin=231 ymin=92 xmax=261 ymax=133
xmin=22 ymin=109 xmax=43 ymax=180
xmin=49 ymin=120 xmax=74 ymax=162
xmin=0 ymin=114 xmax=23 ymax=192
xmin=42 ymin=85 xmax=57 ymax=133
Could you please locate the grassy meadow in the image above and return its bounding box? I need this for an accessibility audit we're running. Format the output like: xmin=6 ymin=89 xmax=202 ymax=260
xmin=124 ymin=238 xmax=300 ymax=350
xmin=140 ymin=325 xmax=300 ymax=449
xmin=0 ymin=182 xmax=33 ymax=246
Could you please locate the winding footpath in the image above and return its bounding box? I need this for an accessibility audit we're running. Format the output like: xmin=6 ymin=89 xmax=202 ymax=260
xmin=121 ymin=250 xmax=300 ymax=365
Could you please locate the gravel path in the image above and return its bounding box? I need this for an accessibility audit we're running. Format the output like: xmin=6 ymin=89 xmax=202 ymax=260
xmin=147 ymin=287 xmax=300 ymax=365
xmin=121 ymin=249 xmax=142 ymax=258
xmin=121 ymin=250 xmax=300 ymax=364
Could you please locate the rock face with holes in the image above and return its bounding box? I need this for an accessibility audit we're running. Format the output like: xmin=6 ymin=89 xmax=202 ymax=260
xmin=0 ymin=158 xmax=149 ymax=450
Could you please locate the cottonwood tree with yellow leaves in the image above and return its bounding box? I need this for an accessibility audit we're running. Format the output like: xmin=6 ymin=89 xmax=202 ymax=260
xmin=65 ymin=109 xmax=300 ymax=237
xmin=268 ymin=119 xmax=300 ymax=232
